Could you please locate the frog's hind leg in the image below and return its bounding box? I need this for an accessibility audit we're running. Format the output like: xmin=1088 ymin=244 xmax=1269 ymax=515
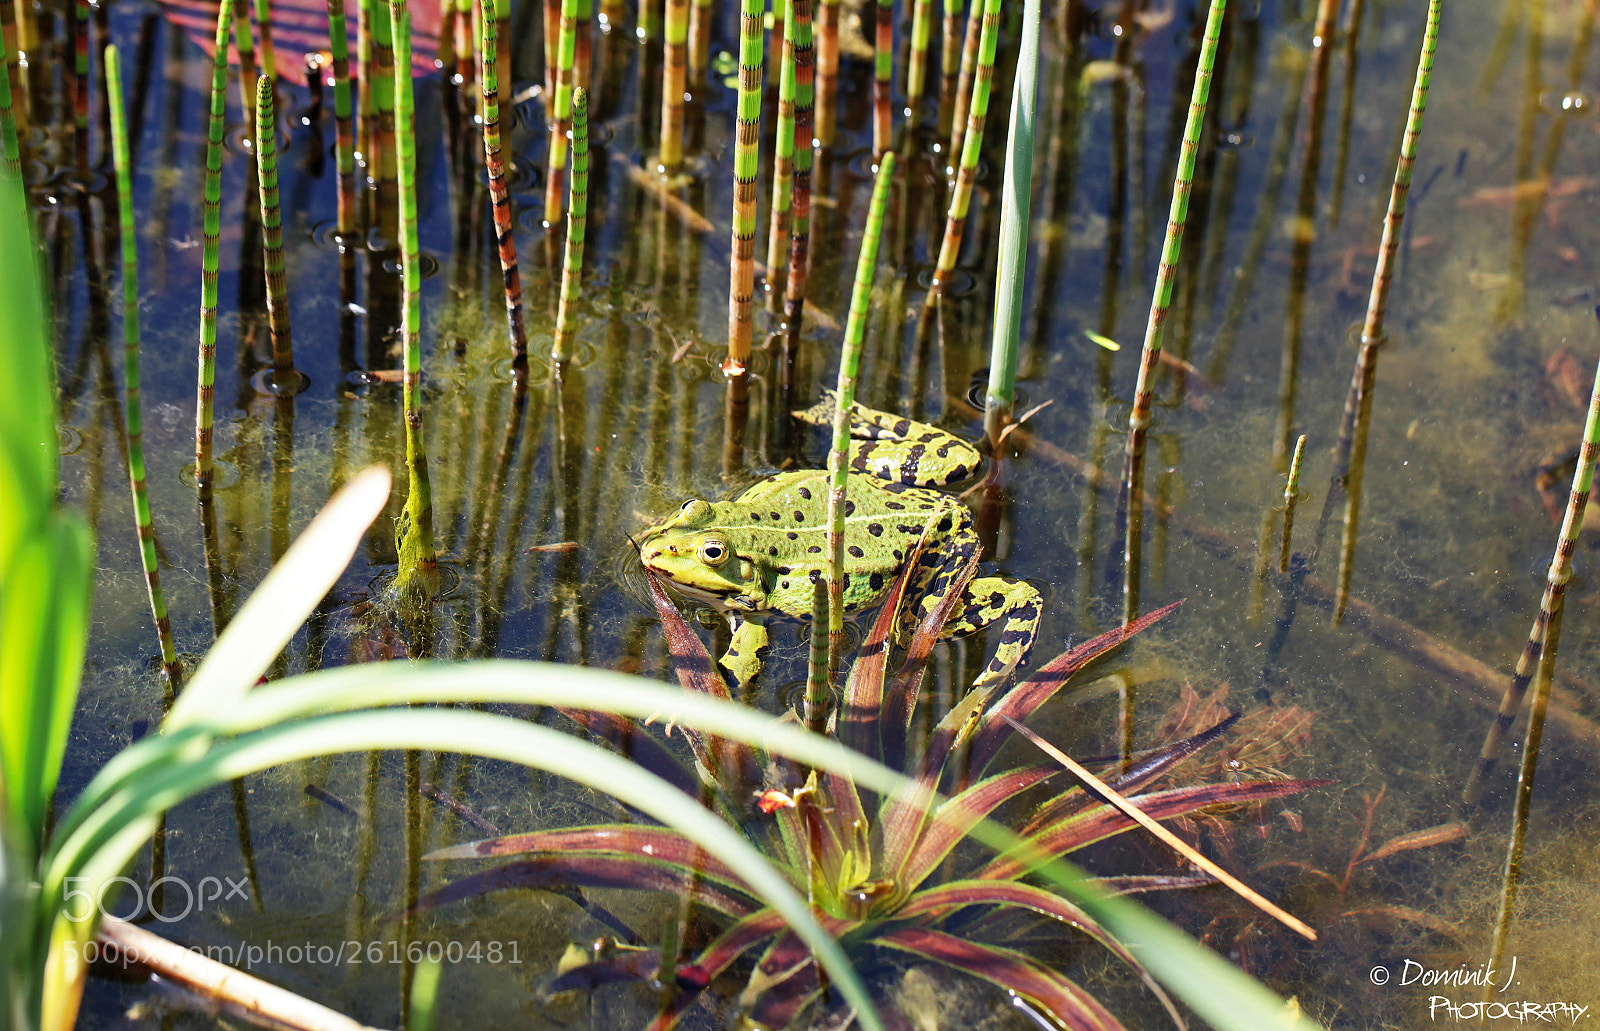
xmin=721 ymin=616 xmax=772 ymax=690
xmin=939 ymin=576 xmax=1043 ymax=692
xmin=792 ymin=390 xmax=983 ymax=487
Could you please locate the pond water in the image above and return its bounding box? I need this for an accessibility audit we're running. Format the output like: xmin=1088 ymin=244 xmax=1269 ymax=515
xmin=29 ymin=0 xmax=1600 ymax=1026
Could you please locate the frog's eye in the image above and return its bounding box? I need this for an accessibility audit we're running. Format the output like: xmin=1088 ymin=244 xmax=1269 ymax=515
xmin=699 ymin=540 xmax=730 ymax=566
xmin=680 ymin=499 xmax=698 ymax=512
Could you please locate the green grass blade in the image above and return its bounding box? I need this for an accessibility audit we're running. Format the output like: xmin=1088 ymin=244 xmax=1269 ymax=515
xmin=985 ymin=0 xmax=1040 ymax=425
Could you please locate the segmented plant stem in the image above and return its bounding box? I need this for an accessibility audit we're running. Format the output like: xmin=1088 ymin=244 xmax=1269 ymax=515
xmin=765 ymin=8 xmax=799 ymax=297
xmin=1279 ymin=433 xmax=1306 ymax=574
xmin=325 ymin=0 xmax=357 ymax=237
xmin=453 ymin=0 xmax=473 ymax=84
xmin=688 ymin=0 xmax=712 ymax=76
xmin=946 ymin=0 xmax=981 ymax=172
xmin=782 ymin=0 xmax=815 ymax=333
xmin=929 ymin=0 xmax=998 ymax=290
xmin=391 ymin=0 xmax=438 ymax=604
xmin=1 ymin=0 xmax=24 ymax=146
xmin=1478 ymin=348 xmax=1600 ymax=982
xmin=543 ymin=0 xmax=578 ymax=224
xmin=369 ymin=0 xmax=397 ymax=195
xmin=1332 ymin=0 xmax=1440 ymax=625
xmin=195 ymin=0 xmax=230 ymax=493
xmin=232 ymin=0 xmax=258 ymax=140
xmin=480 ymin=0 xmax=528 ymax=363
xmin=253 ymin=0 xmax=277 ymax=82
xmin=725 ymin=0 xmax=764 ymax=371
xmin=1122 ymin=0 xmax=1226 ymax=532
xmin=821 ymin=152 xmax=895 ymax=690
xmin=554 ymin=87 xmax=589 ymax=359
xmin=871 ymin=0 xmax=891 ymax=155
xmin=937 ymin=0 xmax=960 ymax=134
xmin=254 ymin=75 xmax=295 ymax=382
xmin=815 ymin=0 xmax=839 ymax=146
xmin=906 ymin=0 xmax=931 ymax=116
xmin=107 ymin=45 xmax=182 ymax=690
xmin=660 ymin=0 xmax=688 ymax=171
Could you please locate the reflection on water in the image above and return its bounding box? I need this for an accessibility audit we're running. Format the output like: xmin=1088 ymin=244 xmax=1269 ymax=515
xmin=29 ymin=0 xmax=1600 ymax=1025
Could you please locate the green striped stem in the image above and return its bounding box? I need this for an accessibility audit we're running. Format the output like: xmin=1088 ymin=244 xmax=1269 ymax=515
xmin=871 ymin=0 xmax=891 ymax=155
xmin=725 ymin=0 xmax=764 ymax=371
xmin=814 ymin=0 xmax=838 ymax=146
xmin=554 ymin=87 xmax=590 ymax=360
xmin=325 ymin=0 xmax=356 ymax=238
xmin=543 ymin=0 xmax=578 ymax=225
xmin=946 ymin=0 xmax=981 ymax=174
xmin=1278 ymin=433 xmax=1306 ymax=574
xmin=571 ymin=0 xmax=589 ymax=93
xmin=1121 ymin=0 xmax=1226 ymax=569
xmin=369 ymin=0 xmax=397 ymax=196
xmin=937 ymin=0 xmax=960 ymax=136
xmin=1 ymin=0 xmax=21 ymax=178
xmin=542 ymin=0 xmax=557 ymax=104
xmin=1 ymin=0 xmax=24 ymax=146
xmin=660 ymin=0 xmax=688 ymax=171
xmin=688 ymin=0 xmax=712 ymax=76
xmin=804 ymin=577 xmax=830 ymax=732
xmin=782 ymin=0 xmax=814 ymax=334
xmin=107 ymin=45 xmax=182 ymax=691
xmin=764 ymin=4 xmax=799 ymax=300
xmin=928 ymin=0 xmax=998 ymax=292
xmin=232 ymin=0 xmax=258 ymax=140
xmin=355 ymin=0 xmax=371 ymax=174
xmin=195 ymin=0 xmax=230 ymax=494
xmin=254 ymin=0 xmax=277 ymax=85
xmin=905 ymin=0 xmax=931 ymax=116
xmin=983 ymin=0 xmax=1039 ymax=438
xmin=254 ymin=75 xmax=295 ymax=383
xmin=1477 ymin=349 xmax=1600 ymax=981
xmin=1332 ymin=0 xmax=1440 ymax=626
xmin=73 ymin=0 xmax=86 ymax=177
xmin=390 ymin=0 xmax=439 ymax=607
xmin=480 ymin=0 xmax=528 ymax=363
xmin=820 ymin=152 xmax=895 ymax=692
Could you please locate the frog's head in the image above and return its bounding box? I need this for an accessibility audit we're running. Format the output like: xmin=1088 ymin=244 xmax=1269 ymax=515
xmin=640 ymin=500 xmax=763 ymax=612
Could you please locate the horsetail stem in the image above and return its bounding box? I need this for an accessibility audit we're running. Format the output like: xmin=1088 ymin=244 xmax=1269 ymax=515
xmin=946 ymin=0 xmax=981 ymax=174
xmin=195 ymin=0 xmax=230 ymax=494
xmin=928 ymin=0 xmax=998 ymax=292
xmin=355 ymin=0 xmax=372 ymax=173
xmin=689 ymin=0 xmax=712 ymax=76
xmin=554 ymin=86 xmax=590 ymax=360
xmin=543 ymin=0 xmax=578 ymax=225
xmin=764 ymin=5 xmax=800 ymax=301
xmin=572 ymin=0 xmax=590 ymax=93
xmin=232 ymin=0 xmax=259 ymax=140
xmin=254 ymin=0 xmax=277 ymax=85
xmin=453 ymin=0 xmax=473 ymax=84
xmin=822 ymin=152 xmax=895 ymax=686
xmin=1333 ymin=0 xmax=1439 ymax=626
xmin=660 ymin=0 xmax=688 ymax=171
xmin=1279 ymin=434 xmax=1306 ymax=573
xmin=1122 ymin=0 xmax=1226 ymax=533
xmin=390 ymin=0 xmax=439 ymax=605
xmin=325 ymin=0 xmax=357 ymax=238
xmin=815 ymin=0 xmax=839 ymax=146
xmin=782 ymin=0 xmax=815 ymax=335
xmin=107 ymin=44 xmax=182 ymax=691
xmin=906 ymin=0 xmax=932 ymax=117
xmin=480 ymin=0 xmax=528 ymax=363
xmin=369 ymin=0 xmax=397 ymax=196
xmin=804 ymin=577 xmax=830 ymax=732
xmin=725 ymin=0 xmax=764 ymax=372
xmin=871 ymin=0 xmax=891 ymax=155
xmin=254 ymin=75 xmax=296 ymax=384
xmin=937 ymin=0 xmax=960 ymax=136
xmin=1477 ymin=345 xmax=1600 ymax=983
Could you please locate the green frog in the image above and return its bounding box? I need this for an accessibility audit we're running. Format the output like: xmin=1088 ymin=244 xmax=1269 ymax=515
xmin=639 ymin=391 xmax=1041 ymax=692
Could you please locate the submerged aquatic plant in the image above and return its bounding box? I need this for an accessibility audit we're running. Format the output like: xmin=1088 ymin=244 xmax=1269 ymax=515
xmin=421 ymin=547 xmax=1327 ymax=1029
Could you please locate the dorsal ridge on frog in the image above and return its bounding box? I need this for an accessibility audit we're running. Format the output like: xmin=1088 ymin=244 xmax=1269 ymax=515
xmin=640 ymin=391 xmax=1041 ymax=694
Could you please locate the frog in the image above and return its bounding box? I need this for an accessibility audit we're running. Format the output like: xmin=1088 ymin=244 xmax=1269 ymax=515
xmin=638 ymin=390 xmax=1041 ymax=693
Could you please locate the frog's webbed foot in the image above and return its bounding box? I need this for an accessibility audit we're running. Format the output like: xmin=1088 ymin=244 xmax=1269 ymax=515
xmin=721 ymin=616 xmax=772 ymax=691
xmin=941 ymin=576 xmax=1042 ymax=693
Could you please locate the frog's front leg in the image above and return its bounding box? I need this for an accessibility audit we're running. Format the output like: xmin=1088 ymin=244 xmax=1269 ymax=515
xmin=721 ymin=615 xmax=772 ymax=690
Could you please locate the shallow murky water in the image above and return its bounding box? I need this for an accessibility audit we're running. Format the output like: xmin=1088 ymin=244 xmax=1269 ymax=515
xmin=29 ymin=0 xmax=1600 ymax=1026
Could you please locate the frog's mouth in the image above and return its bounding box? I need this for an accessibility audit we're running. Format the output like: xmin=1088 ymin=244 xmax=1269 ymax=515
xmin=658 ymin=578 xmax=760 ymax=613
